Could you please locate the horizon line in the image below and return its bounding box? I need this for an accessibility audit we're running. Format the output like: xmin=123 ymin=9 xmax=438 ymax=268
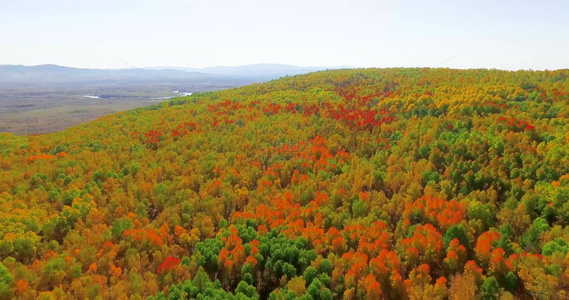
xmin=1 ymin=63 xmax=567 ymax=72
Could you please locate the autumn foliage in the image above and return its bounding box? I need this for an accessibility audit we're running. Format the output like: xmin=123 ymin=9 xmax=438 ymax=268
xmin=0 ymin=68 xmax=568 ymax=299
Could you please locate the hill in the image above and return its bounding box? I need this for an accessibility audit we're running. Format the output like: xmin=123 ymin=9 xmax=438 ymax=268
xmin=0 ymin=64 xmax=216 ymax=87
xmin=0 ymin=64 xmax=338 ymax=88
xmin=1 ymin=68 xmax=569 ymax=299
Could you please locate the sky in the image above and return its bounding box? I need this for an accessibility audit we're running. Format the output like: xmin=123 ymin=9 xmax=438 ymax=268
xmin=1 ymin=0 xmax=568 ymax=70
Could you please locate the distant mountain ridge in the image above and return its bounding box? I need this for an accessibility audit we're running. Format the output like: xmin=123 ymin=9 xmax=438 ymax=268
xmin=0 ymin=64 xmax=345 ymax=88
xmin=0 ymin=64 xmax=214 ymax=87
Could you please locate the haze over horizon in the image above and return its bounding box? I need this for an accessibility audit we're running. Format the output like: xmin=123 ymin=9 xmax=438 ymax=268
xmin=1 ymin=0 xmax=568 ymax=71
xmin=0 ymin=62 xmax=345 ymax=71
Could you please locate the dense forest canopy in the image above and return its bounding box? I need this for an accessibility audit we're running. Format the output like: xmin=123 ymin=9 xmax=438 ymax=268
xmin=1 ymin=68 xmax=569 ymax=299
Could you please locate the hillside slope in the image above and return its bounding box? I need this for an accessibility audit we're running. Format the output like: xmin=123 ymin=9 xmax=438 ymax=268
xmin=1 ymin=68 xmax=569 ymax=299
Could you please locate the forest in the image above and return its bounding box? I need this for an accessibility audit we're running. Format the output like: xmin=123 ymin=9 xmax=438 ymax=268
xmin=0 ymin=68 xmax=569 ymax=299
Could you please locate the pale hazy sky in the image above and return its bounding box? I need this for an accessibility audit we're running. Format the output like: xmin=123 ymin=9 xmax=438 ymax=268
xmin=1 ymin=0 xmax=568 ymax=70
